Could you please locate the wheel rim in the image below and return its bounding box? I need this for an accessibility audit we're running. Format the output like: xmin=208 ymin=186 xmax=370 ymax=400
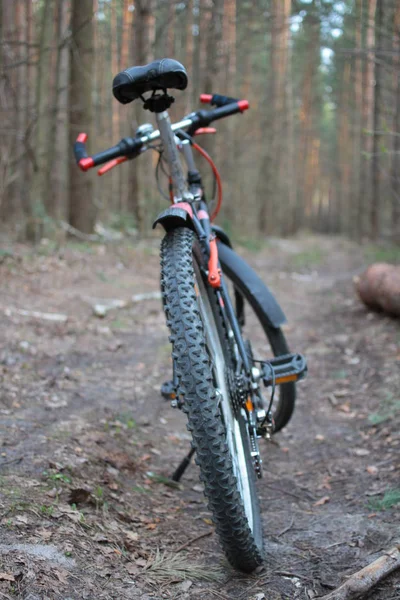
xmin=193 ymin=260 xmax=255 ymax=534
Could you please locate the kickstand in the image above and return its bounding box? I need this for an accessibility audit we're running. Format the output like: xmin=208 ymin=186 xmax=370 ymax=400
xmin=172 ymin=447 xmax=195 ymax=482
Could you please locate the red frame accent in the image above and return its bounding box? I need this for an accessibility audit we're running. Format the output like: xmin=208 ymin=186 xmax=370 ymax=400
xmin=197 ymin=209 xmax=209 ymax=220
xmin=76 ymin=133 xmax=88 ymax=143
xmin=174 ymin=202 xmax=193 ymax=218
xmin=208 ymin=236 xmax=221 ymax=288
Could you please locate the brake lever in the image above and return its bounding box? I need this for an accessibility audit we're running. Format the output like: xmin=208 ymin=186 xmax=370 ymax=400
xmin=193 ymin=128 xmax=217 ymax=136
xmin=97 ymin=156 xmax=128 ymax=176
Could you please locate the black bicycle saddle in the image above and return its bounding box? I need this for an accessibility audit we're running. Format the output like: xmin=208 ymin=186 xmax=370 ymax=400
xmin=112 ymin=58 xmax=188 ymax=105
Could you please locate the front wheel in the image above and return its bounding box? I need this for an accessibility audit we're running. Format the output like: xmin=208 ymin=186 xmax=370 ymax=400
xmin=160 ymin=226 xmax=264 ymax=572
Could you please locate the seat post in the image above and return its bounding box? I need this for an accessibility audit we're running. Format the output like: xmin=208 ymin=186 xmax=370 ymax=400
xmin=156 ymin=110 xmax=193 ymax=203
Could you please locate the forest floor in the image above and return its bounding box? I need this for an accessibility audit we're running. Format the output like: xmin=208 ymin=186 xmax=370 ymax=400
xmin=0 ymin=233 xmax=399 ymax=600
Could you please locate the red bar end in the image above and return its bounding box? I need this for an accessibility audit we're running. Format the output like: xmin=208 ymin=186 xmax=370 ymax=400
xmin=200 ymin=94 xmax=213 ymax=104
xmin=238 ymin=100 xmax=249 ymax=112
xmin=78 ymin=157 xmax=95 ymax=171
xmin=77 ymin=132 xmax=88 ymax=143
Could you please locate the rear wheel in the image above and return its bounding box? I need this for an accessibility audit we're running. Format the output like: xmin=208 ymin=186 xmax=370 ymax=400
xmin=161 ymin=226 xmax=264 ymax=572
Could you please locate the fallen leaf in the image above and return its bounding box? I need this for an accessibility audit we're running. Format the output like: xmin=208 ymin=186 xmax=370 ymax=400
xmin=353 ymin=448 xmax=370 ymax=457
xmin=334 ymin=389 xmax=350 ymax=397
xmin=68 ymin=488 xmax=91 ymax=505
xmin=139 ymin=453 xmax=151 ymax=462
xmin=314 ymin=496 xmax=330 ymax=507
xmin=179 ymin=580 xmax=193 ymax=593
xmin=135 ymin=557 xmax=147 ymax=567
xmin=317 ymin=477 xmax=332 ymax=491
xmin=192 ymin=484 xmax=203 ymax=493
xmin=54 ymin=569 xmax=69 ymax=584
xmin=338 ymin=403 xmax=351 ymax=413
xmin=100 ymin=450 xmax=136 ymax=472
xmin=126 ymin=563 xmax=139 ymax=575
xmin=16 ymin=514 xmax=28 ymax=525
xmin=366 ymin=465 xmax=378 ymax=475
xmin=203 ymin=518 xmax=213 ymax=525
xmin=37 ymin=528 xmax=52 ymax=540
xmin=0 ymin=573 xmax=15 ymax=582
xmin=145 ymin=523 xmax=157 ymax=530
xmin=93 ymin=533 xmax=109 ymax=543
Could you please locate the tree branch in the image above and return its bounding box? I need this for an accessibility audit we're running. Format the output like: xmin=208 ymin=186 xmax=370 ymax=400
xmin=319 ymin=544 xmax=400 ymax=600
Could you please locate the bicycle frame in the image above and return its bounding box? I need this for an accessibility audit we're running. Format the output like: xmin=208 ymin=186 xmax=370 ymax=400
xmin=154 ymin=107 xmax=254 ymax=382
xmin=155 ymin=111 xmax=193 ymax=203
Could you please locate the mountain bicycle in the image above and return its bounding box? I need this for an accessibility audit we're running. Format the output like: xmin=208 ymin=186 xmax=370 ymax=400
xmin=73 ymin=58 xmax=307 ymax=573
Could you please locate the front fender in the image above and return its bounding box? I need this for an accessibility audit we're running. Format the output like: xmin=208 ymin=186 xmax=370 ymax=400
xmin=153 ymin=202 xmax=194 ymax=232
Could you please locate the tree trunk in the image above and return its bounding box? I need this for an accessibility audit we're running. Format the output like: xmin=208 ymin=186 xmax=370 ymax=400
xmin=371 ymin=0 xmax=382 ymax=239
xmin=54 ymin=0 xmax=70 ymax=221
xmin=338 ymin=61 xmax=352 ymax=234
xmin=352 ymin=0 xmax=363 ymax=238
xmin=184 ymin=0 xmax=194 ymax=113
xmin=358 ymin=0 xmax=377 ymax=239
xmin=110 ymin=0 xmax=120 ymax=212
xmin=69 ymin=0 xmax=95 ymax=233
xmin=30 ymin=0 xmax=54 ymax=238
xmin=128 ymin=0 xmax=155 ymax=232
xmin=166 ymin=0 xmax=176 ymax=58
xmin=0 ymin=0 xmax=18 ymax=219
xmin=119 ymin=0 xmax=134 ymax=212
xmin=297 ymin=5 xmax=320 ymax=231
xmin=258 ymin=0 xmax=296 ymax=234
xmin=391 ymin=3 xmax=400 ymax=242
xmin=43 ymin=1 xmax=64 ymax=217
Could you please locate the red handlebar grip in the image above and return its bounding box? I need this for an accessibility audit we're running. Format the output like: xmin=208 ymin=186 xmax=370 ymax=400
xmin=200 ymin=94 xmax=213 ymax=104
xmin=76 ymin=132 xmax=88 ymax=143
xmin=237 ymin=100 xmax=250 ymax=112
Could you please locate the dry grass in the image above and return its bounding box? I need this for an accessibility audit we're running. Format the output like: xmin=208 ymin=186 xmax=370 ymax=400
xmin=141 ymin=548 xmax=225 ymax=584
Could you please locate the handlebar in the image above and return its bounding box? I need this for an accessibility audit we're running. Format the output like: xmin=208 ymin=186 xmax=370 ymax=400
xmin=74 ymin=135 xmax=143 ymax=172
xmin=74 ymin=94 xmax=249 ymax=175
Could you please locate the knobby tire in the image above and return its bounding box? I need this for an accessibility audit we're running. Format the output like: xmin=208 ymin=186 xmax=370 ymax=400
xmin=160 ymin=226 xmax=264 ymax=572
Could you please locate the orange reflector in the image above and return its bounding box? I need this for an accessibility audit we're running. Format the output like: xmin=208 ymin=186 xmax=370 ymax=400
xmin=275 ymin=374 xmax=298 ymax=385
xmin=245 ymin=398 xmax=254 ymax=412
xmin=194 ymin=283 xmax=199 ymax=297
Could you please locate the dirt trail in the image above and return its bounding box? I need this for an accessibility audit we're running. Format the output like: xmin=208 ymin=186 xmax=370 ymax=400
xmin=0 ymin=235 xmax=399 ymax=600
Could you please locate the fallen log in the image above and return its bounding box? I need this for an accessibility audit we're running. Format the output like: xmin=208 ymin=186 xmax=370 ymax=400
xmin=319 ymin=544 xmax=400 ymax=600
xmin=354 ymin=263 xmax=400 ymax=317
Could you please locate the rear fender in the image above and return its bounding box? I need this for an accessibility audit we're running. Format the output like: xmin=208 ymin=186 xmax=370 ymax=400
xmin=153 ymin=202 xmax=194 ymax=232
